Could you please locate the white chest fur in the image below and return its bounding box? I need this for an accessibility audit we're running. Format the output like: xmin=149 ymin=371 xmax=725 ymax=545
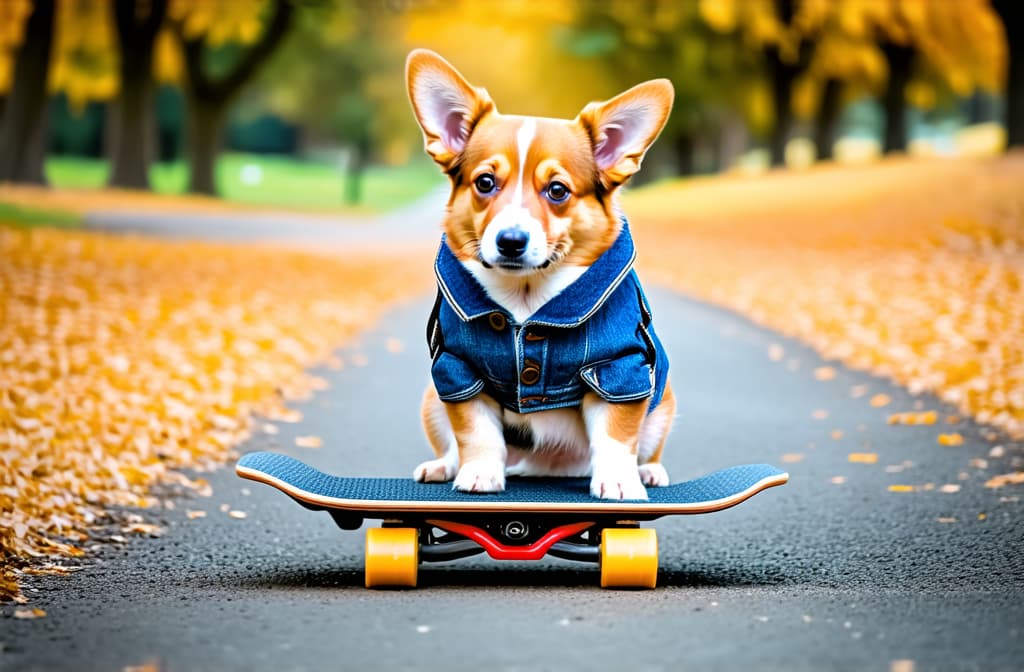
xmin=462 ymin=260 xmax=587 ymax=324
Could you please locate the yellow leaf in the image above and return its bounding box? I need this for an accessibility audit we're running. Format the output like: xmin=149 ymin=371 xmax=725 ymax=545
xmin=295 ymin=435 xmax=323 ymax=449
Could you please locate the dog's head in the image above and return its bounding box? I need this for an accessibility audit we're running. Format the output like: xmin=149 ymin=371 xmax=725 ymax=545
xmin=406 ymin=49 xmax=673 ymax=274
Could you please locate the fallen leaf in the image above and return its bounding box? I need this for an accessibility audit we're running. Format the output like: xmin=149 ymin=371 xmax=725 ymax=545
xmin=261 ymin=423 xmax=279 ymax=435
xmin=767 ymin=344 xmax=785 ymax=362
xmin=386 ymin=338 xmax=404 ymax=354
xmin=888 ymin=485 xmax=915 ymax=493
xmin=186 ymin=510 xmax=207 ymax=519
xmin=939 ymin=484 xmax=961 ymax=494
xmin=936 ymin=517 xmax=957 ymax=524
xmin=985 ymin=472 xmax=1024 ymax=489
xmin=831 ymin=430 xmax=844 ymax=440
xmin=228 ymin=510 xmax=247 ymax=519
xmin=811 ymin=409 xmax=829 ymax=420
xmin=938 ymin=433 xmax=965 ymax=446
xmin=869 ymin=394 xmax=892 ymax=408
xmin=781 ymin=453 xmax=804 ymax=463
xmin=14 ymin=607 xmax=47 ymax=619
xmin=848 ymin=452 xmax=878 ymax=464
xmin=830 ymin=476 xmax=847 ymax=484
xmin=814 ymin=366 xmax=836 ymax=381
xmin=295 ymin=435 xmax=323 ymax=449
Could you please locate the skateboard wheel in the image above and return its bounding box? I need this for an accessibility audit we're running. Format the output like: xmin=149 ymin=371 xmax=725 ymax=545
xmin=365 ymin=527 xmax=419 ymax=588
xmin=599 ymin=528 xmax=658 ymax=589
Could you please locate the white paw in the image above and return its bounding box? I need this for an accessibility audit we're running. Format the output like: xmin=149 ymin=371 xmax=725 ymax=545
xmin=590 ymin=469 xmax=648 ymax=500
xmin=413 ymin=457 xmax=457 ymax=483
xmin=453 ymin=460 xmax=506 ymax=493
xmin=638 ymin=463 xmax=670 ymax=487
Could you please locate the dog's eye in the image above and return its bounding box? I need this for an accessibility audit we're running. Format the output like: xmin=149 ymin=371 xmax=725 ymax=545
xmin=546 ymin=181 xmax=570 ymax=203
xmin=474 ymin=173 xmax=497 ymax=195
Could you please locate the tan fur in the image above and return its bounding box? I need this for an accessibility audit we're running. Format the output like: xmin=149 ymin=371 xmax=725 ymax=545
xmin=407 ymin=49 xmax=676 ymax=498
xmin=643 ymin=380 xmax=675 ymax=464
xmin=600 ymin=397 xmax=651 ymax=452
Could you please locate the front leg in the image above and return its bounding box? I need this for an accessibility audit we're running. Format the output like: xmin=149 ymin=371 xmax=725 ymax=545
xmin=446 ymin=394 xmax=507 ymax=493
xmin=582 ymin=393 xmax=649 ymax=500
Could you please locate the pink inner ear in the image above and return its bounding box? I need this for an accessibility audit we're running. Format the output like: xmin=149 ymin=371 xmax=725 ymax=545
xmin=594 ymin=124 xmax=624 ymax=170
xmin=441 ymin=111 xmax=468 ymax=154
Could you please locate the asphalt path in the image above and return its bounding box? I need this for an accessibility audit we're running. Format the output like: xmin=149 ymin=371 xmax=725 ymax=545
xmin=4 ymin=214 xmax=1023 ymax=670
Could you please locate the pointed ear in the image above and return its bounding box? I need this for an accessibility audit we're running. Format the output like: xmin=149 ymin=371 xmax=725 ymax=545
xmin=406 ymin=49 xmax=495 ymax=171
xmin=577 ymin=79 xmax=674 ymax=188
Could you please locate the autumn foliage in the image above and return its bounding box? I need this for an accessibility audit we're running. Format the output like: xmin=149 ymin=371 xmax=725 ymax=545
xmin=0 ymin=226 xmax=427 ymax=601
xmin=627 ymin=154 xmax=1024 ymax=442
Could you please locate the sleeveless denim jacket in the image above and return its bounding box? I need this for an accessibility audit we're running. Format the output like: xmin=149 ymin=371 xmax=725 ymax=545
xmin=427 ymin=221 xmax=668 ymax=415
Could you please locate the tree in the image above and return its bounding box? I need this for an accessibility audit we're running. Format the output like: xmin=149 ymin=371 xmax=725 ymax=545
xmin=172 ymin=0 xmax=295 ymax=195
xmin=552 ymin=0 xmax=767 ymax=176
xmin=0 ymin=0 xmax=55 ymax=184
xmin=993 ymin=0 xmax=1024 ymax=149
xmin=258 ymin=0 xmax=410 ymax=204
xmin=108 ymin=0 xmax=168 ymax=189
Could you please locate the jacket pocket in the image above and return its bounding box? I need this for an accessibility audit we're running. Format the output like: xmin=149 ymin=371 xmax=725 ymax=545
xmin=579 ymin=353 xmax=655 ymax=403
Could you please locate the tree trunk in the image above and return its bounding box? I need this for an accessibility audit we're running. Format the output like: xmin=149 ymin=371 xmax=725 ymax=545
xmin=108 ymin=0 xmax=168 ymax=189
xmin=881 ymin=42 xmax=914 ymax=154
xmin=177 ymin=0 xmax=294 ymax=195
xmin=766 ymin=46 xmax=799 ymax=167
xmin=343 ymin=143 xmax=368 ymax=206
xmin=0 ymin=0 xmax=56 ymax=184
xmin=814 ymin=78 xmax=843 ymax=161
xmin=672 ymin=131 xmax=696 ymax=176
xmin=994 ymin=0 xmax=1024 ymax=148
xmin=186 ymin=100 xmax=226 ymax=196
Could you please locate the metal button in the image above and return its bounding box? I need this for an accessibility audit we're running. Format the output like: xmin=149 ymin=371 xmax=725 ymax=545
xmin=520 ymin=360 xmax=541 ymax=385
xmin=488 ymin=312 xmax=507 ymax=331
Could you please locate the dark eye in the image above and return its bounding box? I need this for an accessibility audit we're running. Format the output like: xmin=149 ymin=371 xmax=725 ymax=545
xmin=474 ymin=173 xmax=496 ymax=194
xmin=546 ymin=181 xmax=570 ymax=203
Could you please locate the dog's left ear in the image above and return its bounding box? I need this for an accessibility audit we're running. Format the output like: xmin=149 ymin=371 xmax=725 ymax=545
xmin=577 ymin=79 xmax=674 ymax=189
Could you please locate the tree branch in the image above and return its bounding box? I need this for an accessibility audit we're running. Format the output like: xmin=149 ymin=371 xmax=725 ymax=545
xmin=179 ymin=0 xmax=295 ymax=104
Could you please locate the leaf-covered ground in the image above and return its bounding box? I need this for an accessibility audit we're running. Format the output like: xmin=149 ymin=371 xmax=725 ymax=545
xmin=0 ymin=224 xmax=428 ymax=601
xmin=627 ymin=154 xmax=1024 ymax=442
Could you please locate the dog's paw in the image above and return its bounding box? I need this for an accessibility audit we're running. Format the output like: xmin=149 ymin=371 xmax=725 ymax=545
xmin=638 ymin=463 xmax=670 ymax=487
xmin=590 ymin=469 xmax=648 ymax=500
xmin=453 ymin=459 xmax=506 ymax=493
xmin=413 ymin=456 xmax=457 ymax=483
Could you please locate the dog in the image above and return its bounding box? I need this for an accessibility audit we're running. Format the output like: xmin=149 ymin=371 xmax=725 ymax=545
xmin=406 ymin=49 xmax=675 ymax=500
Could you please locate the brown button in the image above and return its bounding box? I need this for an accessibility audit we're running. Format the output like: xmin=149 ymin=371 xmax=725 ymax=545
xmin=524 ymin=330 xmax=545 ymax=341
xmin=488 ymin=312 xmax=507 ymax=331
xmin=520 ymin=359 xmax=541 ymax=385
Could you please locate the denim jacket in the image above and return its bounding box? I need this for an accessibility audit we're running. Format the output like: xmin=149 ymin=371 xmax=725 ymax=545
xmin=427 ymin=221 xmax=668 ymax=415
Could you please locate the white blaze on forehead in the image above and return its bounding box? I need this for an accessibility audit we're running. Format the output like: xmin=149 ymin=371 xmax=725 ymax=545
xmin=513 ymin=118 xmax=537 ymax=204
xmin=476 ymin=116 xmax=547 ymax=272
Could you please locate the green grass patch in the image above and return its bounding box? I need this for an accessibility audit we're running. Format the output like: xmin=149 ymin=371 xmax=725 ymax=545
xmin=44 ymin=153 xmax=446 ymax=212
xmin=0 ymin=201 xmax=81 ymax=229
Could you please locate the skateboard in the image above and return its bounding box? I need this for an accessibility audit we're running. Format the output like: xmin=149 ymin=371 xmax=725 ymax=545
xmin=236 ymin=451 xmax=788 ymax=589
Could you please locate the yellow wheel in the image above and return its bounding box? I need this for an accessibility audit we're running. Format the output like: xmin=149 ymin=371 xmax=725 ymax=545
xmin=365 ymin=527 xmax=419 ymax=588
xmin=600 ymin=528 xmax=658 ymax=589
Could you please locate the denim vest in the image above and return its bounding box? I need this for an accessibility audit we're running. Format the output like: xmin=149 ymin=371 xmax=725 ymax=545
xmin=427 ymin=221 xmax=668 ymax=415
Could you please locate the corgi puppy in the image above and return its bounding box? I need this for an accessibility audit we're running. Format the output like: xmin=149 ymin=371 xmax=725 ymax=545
xmin=406 ymin=49 xmax=675 ymax=500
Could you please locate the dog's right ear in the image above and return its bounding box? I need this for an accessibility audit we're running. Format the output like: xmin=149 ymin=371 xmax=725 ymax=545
xmin=406 ymin=49 xmax=494 ymax=171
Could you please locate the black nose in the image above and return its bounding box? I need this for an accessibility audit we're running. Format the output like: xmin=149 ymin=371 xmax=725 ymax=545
xmin=496 ymin=228 xmax=529 ymax=258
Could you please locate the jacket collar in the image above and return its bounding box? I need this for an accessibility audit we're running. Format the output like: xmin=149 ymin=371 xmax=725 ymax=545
xmin=434 ymin=219 xmax=637 ymax=327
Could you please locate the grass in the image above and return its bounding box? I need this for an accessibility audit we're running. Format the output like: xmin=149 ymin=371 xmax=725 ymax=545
xmin=0 ymin=201 xmax=81 ymax=229
xmin=44 ymin=153 xmax=446 ymax=212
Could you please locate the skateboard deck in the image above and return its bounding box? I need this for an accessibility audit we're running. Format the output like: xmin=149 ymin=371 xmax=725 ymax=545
xmin=236 ymin=451 xmax=788 ymax=589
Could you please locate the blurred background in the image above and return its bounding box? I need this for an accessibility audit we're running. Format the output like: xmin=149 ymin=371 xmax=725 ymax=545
xmin=0 ymin=0 xmax=1020 ymax=210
